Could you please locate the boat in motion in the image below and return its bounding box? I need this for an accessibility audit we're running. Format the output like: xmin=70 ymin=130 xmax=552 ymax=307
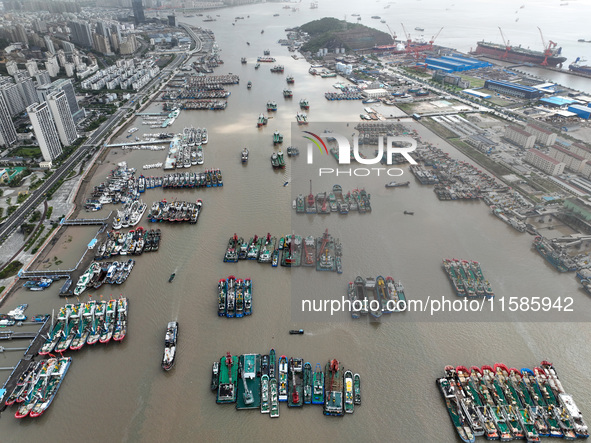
xmin=162 ymin=321 xmax=178 ymax=371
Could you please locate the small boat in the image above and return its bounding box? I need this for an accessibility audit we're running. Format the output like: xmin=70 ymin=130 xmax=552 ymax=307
xmin=344 ymin=370 xmax=354 ymax=413
xmin=404 ymin=211 xmax=414 ymax=215
xmin=247 ymin=81 xmax=252 ymax=89
xmin=354 ymin=373 xmax=361 ymax=405
xmin=241 ymin=148 xmax=249 ymax=163
xmin=211 ymin=361 xmax=219 ymax=391
xmin=385 ymin=181 xmax=410 ymax=188
xmin=162 ymin=321 xmax=178 ymax=371
xmin=169 ymin=273 xmax=176 ymax=283
xmin=289 ymin=329 xmax=304 ymax=335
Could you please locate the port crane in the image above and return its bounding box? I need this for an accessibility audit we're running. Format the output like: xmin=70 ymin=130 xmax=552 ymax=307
xmin=400 ymin=23 xmax=413 ymax=55
xmin=385 ymin=23 xmax=397 ymax=44
xmin=498 ymin=27 xmax=512 ymax=59
xmin=428 ymin=27 xmax=443 ymax=50
xmin=538 ymin=26 xmax=557 ymax=66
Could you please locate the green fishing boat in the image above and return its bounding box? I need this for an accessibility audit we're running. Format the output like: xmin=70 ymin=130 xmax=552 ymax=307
xmin=217 ymin=352 xmax=238 ymax=404
xmin=354 ymin=373 xmax=361 ymax=405
xmin=303 ymin=362 xmax=312 ymax=404
xmin=261 ymin=374 xmax=270 ymax=414
xmin=270 ymin=377 xmax=279 ymax=418
xmin=236 ymin=354 xmax=261 ymax=410
xmin=344 ymin=370 xmax=354 ymax=414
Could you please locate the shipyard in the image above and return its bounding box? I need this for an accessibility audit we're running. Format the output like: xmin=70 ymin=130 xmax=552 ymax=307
xmin=0 ymin=0 xmax=590 ymax=441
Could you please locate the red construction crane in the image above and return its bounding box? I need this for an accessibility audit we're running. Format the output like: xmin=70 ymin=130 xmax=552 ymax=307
xmin=498 ymin=27 xmax=511 ymax=59
xmin=428 ymin=27 xmax=443 ymax=50
xmin=385 ymin=23 xmax=397 ymax=44
xmin=400 ymin=23 xmax=413 ymax=55
xmin=538 ymin=26 xmax=557 ymax=66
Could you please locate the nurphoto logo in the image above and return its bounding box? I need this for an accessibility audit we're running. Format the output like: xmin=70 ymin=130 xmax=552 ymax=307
xmin=303 ymin=131 xmax=417 ymax=177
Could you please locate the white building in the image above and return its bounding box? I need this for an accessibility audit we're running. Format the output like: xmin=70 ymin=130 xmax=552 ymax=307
xmin=27 ymin=102 xmax=63 ymax=162
xmin=525 ymin=123 xmax=557 ymax=146
xmin=362 ymin=88 xmax=389 ymax=98
xmin=525 ymin=148 xmax=565 ymax=176
xmin=0 ymin=95 xmax=17 ymax=147
xmin=505 ymin=126 xmax=535 ymax=150
xmin=47 ymin=90 xmax=78 ymax=146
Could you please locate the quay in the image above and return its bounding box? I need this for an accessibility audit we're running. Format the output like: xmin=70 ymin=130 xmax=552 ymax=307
xmin=135 ymin=112 xmax=168 ymax=116
xmin=60 ymin=213 xmax=112 ymax=226
xmin=105 ymin=140 xmax=171 ymax=148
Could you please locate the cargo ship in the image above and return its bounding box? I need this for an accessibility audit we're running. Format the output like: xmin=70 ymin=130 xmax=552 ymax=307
xmin=474 ymin=41 xmax=566 ymax=67
xmin=569 ymin=57 xmax=591 ymax=76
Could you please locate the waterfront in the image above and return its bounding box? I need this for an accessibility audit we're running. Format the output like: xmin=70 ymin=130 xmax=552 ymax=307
xmin=2 ymin=3 xmax=591 ymax=442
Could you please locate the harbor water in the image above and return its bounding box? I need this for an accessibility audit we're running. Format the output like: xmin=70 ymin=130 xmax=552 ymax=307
xmin=1 ymin=3 xmax=591 ymax=441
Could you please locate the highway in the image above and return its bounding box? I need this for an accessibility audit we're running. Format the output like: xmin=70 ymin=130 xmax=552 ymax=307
xmin=0 ymin=49 xmax=187 ymax=247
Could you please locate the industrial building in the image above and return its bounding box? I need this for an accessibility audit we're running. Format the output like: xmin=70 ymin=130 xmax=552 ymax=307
xmin=484 ymin=80 xmax=543 ymax=99
xmin=567 ymin=104 xmax=591 ymax=119
xmin=424 ymin=55 xmax=491 ymax=73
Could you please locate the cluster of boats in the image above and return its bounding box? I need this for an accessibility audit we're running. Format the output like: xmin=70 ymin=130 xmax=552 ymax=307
xmin=295 ymin=184 xmax=371 ymax=214
xmin=39 ymin=299 xmax=128 ymax=356
xmin=296 ymin=112 xmax=308 ymax=125
xmin=217 ymin=276 xmax=252 ymax=318
xmin=283 ymin=89 xmax=292 ymax=98
xmin=223 ymin=231 xmax=343 ymax=272
xmin=410 ymin=164 xmax=440 ymax=185
xmin=533 ymin=236 xmax=578 ymax=273
xmin=300 ymin=99 xmax=309 ymax=109
xmin=442 ymin=259 xmax=494 ymax=298
xmin=348 ymin=276 xmax=407 ymax=319
xmin=170 ymin=145 xmax=204 ymax=169
xmin=272 ymin=130 xmax=283 ymax=145
xmin=23 ymin=278 xmax=54 ymax=291
xmin=0 ymin=304 xmax=29 ymax=326
xmin=270 ymin=151 xmax=286 ymax=169
xmin=160 ymin=170 xmax=223 ymax=188
xmin=270 ymin=65 xmax=284 ymax=73
xmin=324 ymin=92 xmax=363 ymax=100
xmin=257 ymin=114 xmax=268 ymax=127
xmin=5 ymin=357 xmax=72 ymax=419
xmin=73 ymin=260 xmax=135 ymax=295
xmin=112 ymin=199 xmax=147 ymax=229
xmin=87 ymin=162 xmax=139 ymax=207
xmin=94 ymin=227 xmax=161 ymax=260
xmin=434 ymin=184 xmax=480 ymax=200
xmin=147 ymin=199 xmax=203 ymax=224
xmin=286 ymin=146 xmax=299 ymax=157
xmin=213 ymin=352 xmax=360 ymax=417
xmin=437 ymin=361 xmax=588 ymax=442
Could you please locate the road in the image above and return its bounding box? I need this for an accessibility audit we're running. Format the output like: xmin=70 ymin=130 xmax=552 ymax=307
xmin=0 ymin=50 xmax=187 ymax=247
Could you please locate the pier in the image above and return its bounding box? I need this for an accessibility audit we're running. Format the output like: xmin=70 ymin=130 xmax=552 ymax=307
xmin=105 ymin=140 xmax=171 ymax=148
xmin=60 ymin=212 xmax=112 ymax=226
xmin=135 ymin=112 xmax=168 ymax=116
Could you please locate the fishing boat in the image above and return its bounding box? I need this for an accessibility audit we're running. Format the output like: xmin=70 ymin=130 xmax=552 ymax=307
xmin=385 ymin=181 xmax=410 ymax=188
xmin=87 ymin=300 xmax=105 ymax=345
xmin=299 ymin=99 xmax=310 ymax=110
xmin=241 ymin=148 xmax=249 ymax=163
xmin=286 ymin=75 xmax=294 ymax=84
xmin=278 ymin=355 xmax=288 ymax=402
xmin=365 ymin=277 xmax=382 ymax=319
xmin=269 ymin=349 xmax=276 ymax=379
xmin=5 ymin=361 xmax=38 ymax=406
xmin=354 ymin=373 xmax=361 ymax=405
xmin=235 ymin=278 xmax=244 ymax=318
xmin=261 ymin=374 xmax=270 ymax=413
xmin=226 ymin=276 xmax=236 ymax=318
xmin=303 ymin=362 xmax=312 ymax=404
xmin=99 ymin=299 xmax=116 ymax=344
xmin=288 ymin=358 xmax=304 ymax=407
xmin=247 ymin=81 xmax=252 ymax=89
xmin=211 ymin=361 xmax=219 ymax=391
xmin=344 ymin=370 xmax=354 ymax=413
xmin=289 ymin=329 xmax=304 ymax=334
xmin=218 ymin=279 xmax=227 ymax=316
xmin=267 ymin=101 xmax=277 ymax=112
xmin=169 ymin=273 xmax=176 ymax=283
xmin=354 ymin=276 xmax=368 ymax=315
xmin=324 ymin=359 xmax=344 ymax=416
xmin=113 ymin=297 xmax=128 ymax=342
xmin=270 ymin=377 xmax=279 ymax=418
xmin=271 ymin=249 xmax=279 ymax=267
xmin=162 ymin=321 xmax=178 ymax=371
xmin=312 ymin=363 xmax=324 ymax=405
xmin=243 ymin=278 xmax=252 ymax=316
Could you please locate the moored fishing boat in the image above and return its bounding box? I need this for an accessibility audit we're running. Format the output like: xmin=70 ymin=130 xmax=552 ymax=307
xmin=162 ymin=321 xmax=178 ymax=371
xmin=288 ymin=358 xmax=303 ymax=407
xmin=226 ymin=276 xmax=236 ymax=318
xmin=113 ymin=297 xmax=128 ymax=342
xmin=261 ymin=374 xmax=270 ymax=413
xmin=269 ymin=349 xmax=276 ymax=379
xmin=244 ymin=278 xmax=252 ymax=316
xmin=87 ymin=300 xmax=105 ymax=345
xmin=303 ymin=362 xmax=312 ymax=404
xmin=354 ymin=373 xmax=361 ymax=405
xmin=211 ymin=361 xmax=219 ymax=391
xmin=270 ymin=377 xmax=279 ymax=418
xmin=312 ymin=363 xmax=324 ymax=405
xmin=99 ymin=299 xmax=117 ymax=344
xmin=324 ymin=359 xmax=343 ymax=416
xmin=348 ymin=281 xmax=360 ymax=319
xmin=218 ymin=279 xmax=227 ymax=317
xmin=376 ymin=275 xmax=391 ymax=314
xmin=344 ymin=370 xmax=354 ymax=413
xmin=365 ymin=277 xmax=382 ymax=319
xmin=278 ymin=355 xmax=288 ymax=402
xmin=436 ymin=374 xmax=476 ymax=443
xmin=354 ymin=276 xmax=368 ymax=315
